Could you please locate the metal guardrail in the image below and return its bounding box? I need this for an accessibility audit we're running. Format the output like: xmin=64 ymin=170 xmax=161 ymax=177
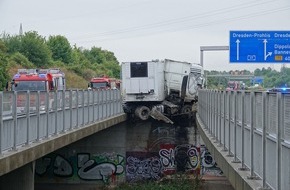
xmin=198 ymin=90 xmax=290 ymax=190
xmin=0 ymin=89 xmax=123 ymax=155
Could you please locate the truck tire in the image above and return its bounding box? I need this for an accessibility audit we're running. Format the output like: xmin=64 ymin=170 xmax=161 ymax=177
xmin=135 ymin=106 xmax=150 ymax=120
xmin=181 ymin=105 xmax=192 ymax=114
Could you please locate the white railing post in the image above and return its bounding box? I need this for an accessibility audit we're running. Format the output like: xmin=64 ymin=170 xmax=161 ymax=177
xmin=69 ymin=90 xmax=73 ymax=130
xmin=276 ymin=92 xmax=282 ymax=190
xmin=0 ymin=92 xmax=3 ymax=155
xmin=248 ymin=92 xmax=256 ymax=179
xmin=233 ymin=91 xmax=239 ymax=162
xmin=45 ymin=92 xmax=49 ymax=138
xmin=82 ymin=90 xmax=85 ymax=126
xmin=62 ymin=90 xmax=65 ymax=132
xmin=227 ymin=92 xmax=232 ymax=157
xmin=92 ymin=90 xmax=95 ymax=122
xmin=211 ymin=91 xmax=214 ymax=135
xmin=239 ymin=91 xmax=247 ymax=170
xmin=87 ymin=90 xmax=90 ymax=124
xmin=12 ymin=91 xmax=17 ymax=151
xmin=214 ymin=91 xmax=218 ymax=140
xmin=262 ymin=92 xmax=267 ymax=188
xmin=54 ymin=91 xmax=58 ymax=135
xmin=36 ymin=91 xmax=40 ymax=141
xmin=76 ymin=89 xmax=79 ymax=128
xmin=217 ymin=91 xmax=221 ymax=144
xmin=222 ymin=91 xmax=227 ymax=151
xmin=26 ymin=91 xmax=30 ymax=144
xmin=206 ymin=91 xmax=209 ymax=130
xmin=97 ymin=90 xmax=100 ymax=121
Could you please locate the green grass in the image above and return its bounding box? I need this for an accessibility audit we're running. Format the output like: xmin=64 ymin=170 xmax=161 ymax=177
xmin=101 ymin=174 xmax=202 ymax=190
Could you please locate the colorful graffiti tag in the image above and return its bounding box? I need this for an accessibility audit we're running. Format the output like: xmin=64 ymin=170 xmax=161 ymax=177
xmin=126 ymin=144 xmax=201 ymax=182
xmin=126 ymin=152 xmax=162 ymax=182
xmin=36 ymin=152 xmax=125 ymax=184
xmin=200 ymin=145 xmax=223 ymax=176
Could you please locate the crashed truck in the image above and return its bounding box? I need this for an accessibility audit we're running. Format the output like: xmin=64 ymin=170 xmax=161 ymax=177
xmin=121 ymin=59 xmax=204 ymax=123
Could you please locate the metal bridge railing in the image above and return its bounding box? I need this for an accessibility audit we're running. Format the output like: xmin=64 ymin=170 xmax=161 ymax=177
xmin=0 ymin=89 xmax=123 ymax=155
xmin=198 ymin=89 xmax=290 ymax=190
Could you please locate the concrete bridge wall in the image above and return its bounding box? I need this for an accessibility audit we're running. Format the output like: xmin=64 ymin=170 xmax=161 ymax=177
xmin=35 ymin=117 xmax=206 ymax=189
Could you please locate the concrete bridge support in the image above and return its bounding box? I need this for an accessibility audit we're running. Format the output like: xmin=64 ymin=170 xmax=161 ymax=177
xmin=0 ymin=162 xmax=35 ymax=190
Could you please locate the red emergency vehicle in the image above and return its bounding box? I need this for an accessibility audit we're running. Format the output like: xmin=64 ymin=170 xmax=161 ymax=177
xmin=11 ymin=68 xmax=65 ymax=92
xmin=88 ymin=76 xmax=119 ymax=90
xmin=9 ymin=68 xmax=66 ymax=113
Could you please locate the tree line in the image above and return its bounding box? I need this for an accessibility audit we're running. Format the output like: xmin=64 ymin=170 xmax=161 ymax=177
xmin=0 ymin=31 xmax=120 ymax=90
xmin=206 ymin=66 xmax=290 ymax=90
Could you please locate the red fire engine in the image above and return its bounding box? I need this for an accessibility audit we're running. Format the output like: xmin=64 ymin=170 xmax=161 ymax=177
xmin=88 ymin=76 xmax=119 ymax=90
xmin=11 ymin=68 xmax=65 ymax=92
xmin=9 ymin=68 xmax=66 ymax=113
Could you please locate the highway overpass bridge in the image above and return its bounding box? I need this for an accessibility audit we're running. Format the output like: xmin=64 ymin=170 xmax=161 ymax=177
xmin=0 ymin=89 xmax=289 ymax=190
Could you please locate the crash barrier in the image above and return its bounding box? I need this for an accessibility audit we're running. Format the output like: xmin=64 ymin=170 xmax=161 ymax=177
xmin=0 ymin=89 xmax=123 ymax=154
xmin=198 ymin=90 xmax=290 ymax=190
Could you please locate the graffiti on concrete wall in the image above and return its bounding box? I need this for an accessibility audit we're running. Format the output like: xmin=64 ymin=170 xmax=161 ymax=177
xmin=36 ymin=147 xmax=221 ymax=185
xmin=36 ymin=155 xmax=73 ymax=177
xmin=126 ymin=144 xmax=201 ymax=182
xmin=174 ymin=144 xmax=200 ymax=173
xmin=77 ymin=153 xmax=124 ymax=182
xmin=36 ymin=152 xmax=125 ymax=183
xmin=159 ymin=144 xmax=175 ymax=174
xmin=200 ymin=145 xmax=223 ymax=176
xmin=159 ymin=144 xmax=200 ymax=174
xmin=54 ymin=155 xmax=74 ymax=177
xmin=125 ymin=143 xmax=223 ymax=182
xmin=126 ymin=152 xmax=163 ymax=182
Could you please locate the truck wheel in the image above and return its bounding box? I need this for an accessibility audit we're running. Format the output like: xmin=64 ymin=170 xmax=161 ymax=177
xmin=181 ymin=105 xmax=192 ymax=114
xmin=135 ymin=106 xmax=150 ymax=120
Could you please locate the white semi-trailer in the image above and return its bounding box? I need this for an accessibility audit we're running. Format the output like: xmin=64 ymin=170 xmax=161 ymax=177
xmin=121 ymin=59 xmax=204 ymax=123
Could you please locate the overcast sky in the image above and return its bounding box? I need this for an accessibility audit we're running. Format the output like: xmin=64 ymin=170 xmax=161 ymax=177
xmin=0 ymin=0 xmax=289 ymax=71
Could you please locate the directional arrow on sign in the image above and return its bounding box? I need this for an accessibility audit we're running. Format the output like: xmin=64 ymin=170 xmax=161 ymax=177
xmin=236 ymin=39 xmax=240 ymax=61
xmin=263 ymin=39 xmax=272 ymax=61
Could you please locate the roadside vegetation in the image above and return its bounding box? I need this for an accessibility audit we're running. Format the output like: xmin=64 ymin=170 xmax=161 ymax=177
xmin=101 ymin=174 xmax=202 ymax=190
xmin=1 ymin=31 xmax=289 ymax=91
xmin=0 ymin=31 xmax=120 ymax=90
